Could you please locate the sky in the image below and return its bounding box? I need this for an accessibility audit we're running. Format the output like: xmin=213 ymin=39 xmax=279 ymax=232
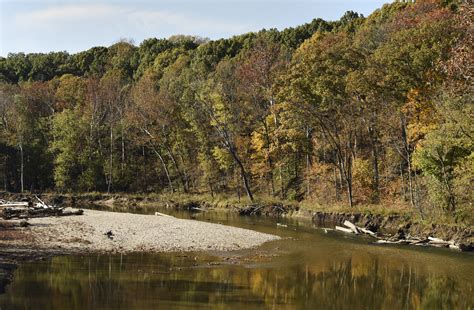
xmin=0 ymin=0 xmax=388 ymax=56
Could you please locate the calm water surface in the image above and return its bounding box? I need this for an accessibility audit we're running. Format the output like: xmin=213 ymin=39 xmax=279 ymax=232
xmin=0 ymin=206 xmax=473 ymax=309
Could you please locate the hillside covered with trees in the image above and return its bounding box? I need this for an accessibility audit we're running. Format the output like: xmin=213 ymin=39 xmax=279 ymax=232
xmin=0 ymin=0 xmax=472 ymax=223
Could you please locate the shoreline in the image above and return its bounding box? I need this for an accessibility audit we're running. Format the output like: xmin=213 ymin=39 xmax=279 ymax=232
xmin=64 ymin=193 xmax=472 ymax=252
xmin=1 ymin=192 xmax=473 ymax=253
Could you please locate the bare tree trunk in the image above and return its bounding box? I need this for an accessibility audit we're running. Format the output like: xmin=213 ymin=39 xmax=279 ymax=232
xmin=262 ymin=121 xmax=275 ymax=196
xmin=121 ymin=126 xmax=125 ymax=173
xmin=230 ymin=151 xmax=254 ymax=202
xmin=166 ymin=147 xmax=188 ymax=193
xmin=344 ymin=156 xmax=353 ymax=208
xmin=269 ymin=158 xmax=275 ymax=196
xmin=177 ymin=152 xmax=190 ymax=192
xmin=306 ymin=126 xmax=312 ymax=197
xmin=401 ymin=115 xmax=415 ymax=207
xmin=369 ymin=114 xmax=380 ymax=203
xmin=279 ymin=167 xmax=285 ymax=199
xmin=413 ymin=169 xmax=424 ymax=219
xmin=107 ymin=127 xmax=113 ymax=193
xmin=19 ymin=142 xmax=24 ymax=193
xmin=142 ymin=146 xmax=146 ymax=189
xmin=150 ymin=146 xmax=173 ymax=193
xmin=208 ymin=178 xmax=214 ymax=198
xmin=440 ymin=160 xmax=455 ymax=212
xmin=337 ymin=151 xmax=353 ymax=208
xmin=400 ymin=161 xmax=406 ymax=200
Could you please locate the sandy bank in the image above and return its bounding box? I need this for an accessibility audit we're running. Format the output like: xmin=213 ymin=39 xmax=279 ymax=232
xmin=0 ymin=209 xmax=279 ymax=253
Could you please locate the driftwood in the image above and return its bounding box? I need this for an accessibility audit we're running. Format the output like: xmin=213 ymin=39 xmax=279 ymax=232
xmin=190 ymin=207 xmax=206 ymax=212
xmin=343 ymin=220 xmax=360 ymax=234
xmin=0 ymin=202 xmax=30 ymax=208
xmin=154 ymin=212 xmax=173 ymax=218
xmin=332 ymin=220 xmax=462 ymax=251
xmin=335 ymin=226 xmax=354 ymax=234
xmin=375 ymin=235 xmax=461 ymax=250
xmin=2 ymin=207 xmax=83 ymax=220
xmin=358 ymin=227 xmax=377 ymax=237
xmin=334 ymin=221 xmax=376 ymax=237
xmin=1 ymin=196 xmax=83 ymax=220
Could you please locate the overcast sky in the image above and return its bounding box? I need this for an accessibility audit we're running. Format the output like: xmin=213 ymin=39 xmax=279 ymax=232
xmin=0 ymin=0 xmax=388 ymax=56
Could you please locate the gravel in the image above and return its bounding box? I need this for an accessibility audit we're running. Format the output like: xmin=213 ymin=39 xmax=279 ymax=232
xmin=3 ymin=209 xmax=279 ymax=253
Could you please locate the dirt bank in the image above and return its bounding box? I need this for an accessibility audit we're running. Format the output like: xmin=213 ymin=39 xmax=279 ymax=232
xmin=311 ymin=211 xmax=473 ymax=251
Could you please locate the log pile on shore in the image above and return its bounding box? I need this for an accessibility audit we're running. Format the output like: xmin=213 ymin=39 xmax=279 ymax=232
xmin=1 ymin=196 xmax=83 ymax=220
xmin=334 ymin=220 xmax=463 ymax=251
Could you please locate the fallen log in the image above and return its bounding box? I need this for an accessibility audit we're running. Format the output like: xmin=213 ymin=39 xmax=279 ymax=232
xmin=0 ymin=202 xmax=29 ymax=208
xmin=2 ymin=207 xmax=83 ymax=219
xmin=358 ymin=227 xmax=377 ymax=237
xmin=427 ymin=236 xmax=454 ymax=245
xmin=154 ymin=212 xmax=173 ymax=218
xmin=449 ymin=244 xmax=461 ymax=250
xmin=335 ymin=226 xmax=354 ymax=234
xmin=343 ymin=220 xmax=359 ymax=234
xmin=190 ymin=207 xmax=206 ymax=212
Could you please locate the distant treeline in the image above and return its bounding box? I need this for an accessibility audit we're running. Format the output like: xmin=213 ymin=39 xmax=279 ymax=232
xmin=0 ymin=1 xmax=472 ymax=222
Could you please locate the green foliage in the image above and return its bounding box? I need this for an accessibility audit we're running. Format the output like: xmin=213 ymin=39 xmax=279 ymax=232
xmin=51 ymin=109 xmax=89 ymax=191
xmin=413 ymin=94 xmax=473 ymax=213
xmin=0 ymin=1 xmax=471 ymax=224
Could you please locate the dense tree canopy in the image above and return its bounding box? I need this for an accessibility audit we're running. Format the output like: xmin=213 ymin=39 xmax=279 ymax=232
xmin=0 ymin=0 xmax=471 ymax=223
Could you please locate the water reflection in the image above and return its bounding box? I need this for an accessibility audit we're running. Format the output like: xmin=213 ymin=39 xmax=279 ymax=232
xmin=1 ymin=246 xmax=472 ymax=309
xmin=0 ymin=207 xmax=472 ymax=309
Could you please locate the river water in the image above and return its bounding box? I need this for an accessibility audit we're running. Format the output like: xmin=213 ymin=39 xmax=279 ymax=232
xmin=0 ymin=207 xmax=473 ymax=309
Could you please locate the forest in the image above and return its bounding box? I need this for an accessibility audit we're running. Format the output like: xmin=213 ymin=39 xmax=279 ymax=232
xmin=0 ymin=0 xmax=472 ymax=223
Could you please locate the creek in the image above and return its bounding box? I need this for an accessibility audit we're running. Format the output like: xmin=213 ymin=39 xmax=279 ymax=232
xmin=1 ymin=206 xmax=472 ymax=309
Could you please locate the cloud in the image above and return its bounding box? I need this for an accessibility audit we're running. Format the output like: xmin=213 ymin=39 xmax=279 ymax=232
xmin=14 ymin=4 xmax=253 ymax=36
xmin=129 ymin=10 xmax=251 ymax=34
xmin=16 ymin=4 xmax=127 ymax=23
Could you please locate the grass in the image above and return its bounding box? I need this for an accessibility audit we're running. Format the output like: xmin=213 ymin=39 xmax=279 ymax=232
xmin=34 ymin=190 xmax=471 ymax=227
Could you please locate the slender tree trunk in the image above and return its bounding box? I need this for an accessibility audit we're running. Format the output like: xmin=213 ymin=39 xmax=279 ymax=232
xmin=229 ymin=149 xmax=254 ymax=202
xmin=440 ymin=159 xmax=455 ymax=212
xmin=369 ymin=117 xmax=380 ymax=203
xmin=121 ymin=126 xmax=125 ymax=173
xmin=108 ymin=126 xmax=113 ymax=193
xmin=19 ymin=142 xmax=24 ymax=193
xmin=166 ymin=147 xmax=188 ymax=193
xmin=208 ymin=178 xmax=214 ymax=198
xmin=269 ymin=158 xmax=275 ymax=196
xmin=346 ymin=179 xmax=353 ymax=208
xmin=306 ymin=126 xmax=312 ymax=197
xmin=279 ymin=167 xmax=285 ymax=199
xmin=262 ymin=121 xmax=275 ymax=196
xmin=177 ymin=152 xmax=190 ymax=192
xmin=150 ymin=146 xmax=173 ymax=193
xmin=142 ymin=146 xmax=146 ymax=189
xmin=400 ymin=161 xmax=407 ymax=200
xmin=344 ymin=156 xmax=353 ymax=208
xmin=306 ymin=153 xmax=311 ymax=197
xmin=338 ymin=151 xmax=353 ymax=208
xmin=401 ymin=115 xmax=415 ymax=207
xmin=413 ymin=168 xmax=424 ymax=219
xmin=337 ymin=157 xmax=344 ymax=194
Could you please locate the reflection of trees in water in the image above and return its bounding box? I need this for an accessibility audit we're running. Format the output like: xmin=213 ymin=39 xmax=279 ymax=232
xmin=0 ymin=254 xmax=471 ymax=309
